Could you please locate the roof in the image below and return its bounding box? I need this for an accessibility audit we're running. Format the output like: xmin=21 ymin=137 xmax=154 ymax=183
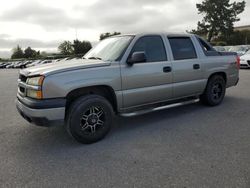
xmin=118 ymin=32 xmax=193 ymax=37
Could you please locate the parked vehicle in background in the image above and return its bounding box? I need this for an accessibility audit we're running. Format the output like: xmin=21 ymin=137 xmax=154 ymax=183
xmin=6 ymin=62 xmax=17 ymax=68
xmin=27 ymin=59 xmax=53 ymax=67
xmin=1 ymin=59 xmax=67 ymax=69
xmin=71 ymin=57 xmax=81 ymax=60
xmin=240 ymin=50 xmax=250 ymax=68
xmin=59 ymin=57 xmax=75 ymax=62
xmin=0 ymin=62 xmax=9 ymax=68
xmin=54 ymin=59 xmax=63 ymax=62
xmin=12 ymin=62 xmax=20 ymax=68
xmin=26 ymin=60 xmax=42 ymax=68
xmin=223 ymin=46 xmax=232 ymax=52
xmin=22 ymin=61 xmax=33 ymax=68
xmin=60 ymin=57 xmax=81 ymax=63
xmin=229 ymin=45 xmax=249 ymax=56
xmin=27 ymin=59 xmax=63 ymax=67
xmin=13 ymin=61 xmax=25 ymax=68
xmin=39 ymin=60 xmax=53 ymax=65
xmin=16 ymin=33 xmax=239 ymax=144
xmin=214 ymin=46 xmax=226 ymax=52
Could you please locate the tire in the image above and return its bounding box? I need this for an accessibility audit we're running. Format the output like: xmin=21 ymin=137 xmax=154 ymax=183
xmin=200 ymin=75 xmax=226 ymax=106
xmin=66 ymin=95 xmax=114 ymax=144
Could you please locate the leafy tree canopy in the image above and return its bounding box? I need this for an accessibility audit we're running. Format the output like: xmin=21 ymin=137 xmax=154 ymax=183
xmin=58 ymin=41 xmax=73 ymax=55
xmin=192 ymin=0 xmax=245 ymax=42
xmin=11 ymin=45 xmax=40 ymax=59
xmin=11 ymin=45 xmax=24 ymax=59
xmin=99 ymin=32 xmax=121 ymax=41
xmin=24 ymin=47 xmax=38 ymax=58
xmin=72 ymin=40 xmax=92 ymax=55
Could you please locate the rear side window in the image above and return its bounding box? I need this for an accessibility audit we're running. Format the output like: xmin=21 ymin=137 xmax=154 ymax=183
xmin=198 ymin=37 xmax=215 ymax=52
xmin=168 ymin=37 xmax=197 ymax=60
xmin=130 ymin=36 xmax=167 ymax=62
xmin=197 ymin=36 xmax=220 ymax=56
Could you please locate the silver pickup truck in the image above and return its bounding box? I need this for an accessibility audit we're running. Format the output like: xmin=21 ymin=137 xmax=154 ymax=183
xmin=16 ymin=33 xmax=239 ymax=144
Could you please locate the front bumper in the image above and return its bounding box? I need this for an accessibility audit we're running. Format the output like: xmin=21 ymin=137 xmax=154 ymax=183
xmin=240 ymin=60 xmax=250 ymax=68
xmin=16 ymin=95 xmax=66 ymax=127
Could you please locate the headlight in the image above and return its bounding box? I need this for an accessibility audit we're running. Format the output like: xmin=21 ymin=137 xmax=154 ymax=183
xmin=27 ymin=89 xmax=43 ymax=99
xmin=26 ymin=76 xmax=44 ymax=99
xmin=27 ymin=76 xmax=44 ymax=86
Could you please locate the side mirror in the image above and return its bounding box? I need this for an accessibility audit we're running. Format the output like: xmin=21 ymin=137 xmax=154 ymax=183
xmin=127 ymin=51 xmax=146 ymax=65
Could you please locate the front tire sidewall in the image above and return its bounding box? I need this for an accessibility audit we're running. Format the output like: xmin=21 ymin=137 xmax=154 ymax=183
xmin=67 ymin=96 xmax=113 ymax=144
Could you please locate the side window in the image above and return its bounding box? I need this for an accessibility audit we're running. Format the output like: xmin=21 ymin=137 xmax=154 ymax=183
xmin=198 ymin=37 xmax=215 ymax=52
xmin=168 ymin=37 xmax=197 ymax=60
xmin=197 ymin=36 xmax=219 ymax=56
xmin=130 ymin=36 xmax=167 ymax=62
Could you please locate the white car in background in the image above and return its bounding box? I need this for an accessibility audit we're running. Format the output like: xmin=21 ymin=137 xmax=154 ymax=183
xmin=240 ymin=50 xmax=250 ymax=68
xmin=229 ymin=45 xmax=249 ymax=56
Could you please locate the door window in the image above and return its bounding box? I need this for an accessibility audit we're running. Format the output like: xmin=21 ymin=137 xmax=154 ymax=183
xmin=168 ymin=37 xmax=197 ymax=60
xmin=130 ymin=36 xmax=167 ymax=62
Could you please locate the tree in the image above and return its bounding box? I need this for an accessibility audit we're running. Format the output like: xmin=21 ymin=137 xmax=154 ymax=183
xmin=24 ymin=47 xmax=37 ymax=58
xmin=99 ymin=32 xmax=121 ymax=40
xmin=193 ymin=0 xmax=245 ymax=42
xmin=72 ymin=40 xmax=92 ymax=55
xmin=37 ymin=50 xmax=40 ymax=57
xmin=11 ymin=45 xmax=24 ymax=59
xmin=58 ymin=41 xmax=73 ymax=55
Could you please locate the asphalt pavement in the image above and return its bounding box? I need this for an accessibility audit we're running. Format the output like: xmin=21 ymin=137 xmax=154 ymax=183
xmin=0 ymin=69 xmax=250 ymax=188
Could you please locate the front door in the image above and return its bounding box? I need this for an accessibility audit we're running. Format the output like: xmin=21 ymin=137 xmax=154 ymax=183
xmin=121 ymin=35 xmax=173 ymax=109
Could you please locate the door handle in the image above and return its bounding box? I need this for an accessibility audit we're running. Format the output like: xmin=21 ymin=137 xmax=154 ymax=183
xmin=163 ymin=66 xmax=172 ymax=73
xmin=193 ymin=64 xmax=200 ymax=70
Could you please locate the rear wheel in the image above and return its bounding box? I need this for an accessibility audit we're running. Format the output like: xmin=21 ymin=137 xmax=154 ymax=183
xmin=200 ymin=75 xmax=226 ymax=106
xmin=66 ymin=95 xmax=113 ymax=144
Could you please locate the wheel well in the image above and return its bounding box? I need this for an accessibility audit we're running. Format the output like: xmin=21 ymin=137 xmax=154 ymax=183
xmin=65 ymin=85 xmax=117 ymax=113
xmin=208 ymin=72 xmax=227 ymax=83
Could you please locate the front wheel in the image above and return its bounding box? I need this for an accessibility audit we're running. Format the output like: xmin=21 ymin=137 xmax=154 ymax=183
xmin=66 ymin=95 xmax=114 ymax=144
xmin=200 ymin=75 xmax=226 ymax=106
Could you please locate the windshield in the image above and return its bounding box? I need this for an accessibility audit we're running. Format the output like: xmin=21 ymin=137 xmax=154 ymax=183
xmin=84 ymin=36 xmax=133 ymax=61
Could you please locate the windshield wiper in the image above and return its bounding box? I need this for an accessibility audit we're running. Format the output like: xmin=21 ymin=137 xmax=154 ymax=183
xmin=88 ymin=56 xmax=102 ymax=60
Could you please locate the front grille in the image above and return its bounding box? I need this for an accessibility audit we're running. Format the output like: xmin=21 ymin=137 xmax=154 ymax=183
xmin=18 ymin=85 xmax=26 ymax=96
xmin=18 ymin=74 xmax=27 ymax=96
xmin=19 ymin=74 xmax=27 ymax=83
xmin=19 ymin=87 xmax=25 ymax=93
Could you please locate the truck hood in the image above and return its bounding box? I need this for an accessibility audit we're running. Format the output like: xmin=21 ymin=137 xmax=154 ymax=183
xmin=20 ymin=59 xmax=111 ymax=77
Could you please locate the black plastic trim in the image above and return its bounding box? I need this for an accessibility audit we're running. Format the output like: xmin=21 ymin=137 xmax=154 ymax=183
xmin=17 ymin=93 xmax=66 ymax=109
xmin=16 ymin=105 xmax=63 ymax=127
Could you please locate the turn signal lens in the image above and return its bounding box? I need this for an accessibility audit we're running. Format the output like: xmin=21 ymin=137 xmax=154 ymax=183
xmin=27 ymin=89 xmax=43 ymax=99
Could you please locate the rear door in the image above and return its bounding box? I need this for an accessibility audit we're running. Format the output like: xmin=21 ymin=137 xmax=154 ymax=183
xmin=121 ymin=35 xmax=173 ymax=109
xmin=168 ymin=36 xmax=206 ymax=98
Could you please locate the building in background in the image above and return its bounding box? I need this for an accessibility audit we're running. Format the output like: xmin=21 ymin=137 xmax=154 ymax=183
xmin=234 ymin=25 xmax=250 ymax=31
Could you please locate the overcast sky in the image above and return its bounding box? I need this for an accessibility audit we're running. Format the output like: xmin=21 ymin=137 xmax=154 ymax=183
xmin=0 ymin=0 xmax=249 ymax=58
